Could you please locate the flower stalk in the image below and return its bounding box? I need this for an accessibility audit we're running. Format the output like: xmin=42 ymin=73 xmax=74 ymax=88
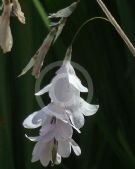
xmin=97 ymin=0 xmax=135 ymax=57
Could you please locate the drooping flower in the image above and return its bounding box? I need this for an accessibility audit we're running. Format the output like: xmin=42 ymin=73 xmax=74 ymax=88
xmin=35 ymin=47 xmax=99 ymax=120
xmin=31 ymin=138 xmax=81 ymax=167
xmin=12 ymin=0 xmax=25 ymax=24
xmin=23 ymin=102 xmax=80 ymax=132
xmin=0 ymin=0 xmax=25 ymax=53
xmin=23 ymin=46 xmax=99 ymax=167
xmin=23 ymin=103 xmax=81 ymax=166
xmin=0 ymin=2 xmax=13 ymax=53
xmin=35 ymin=52 xmax=88 ymax=107
xmin=19 ymin=28 xmax=57 ymax=78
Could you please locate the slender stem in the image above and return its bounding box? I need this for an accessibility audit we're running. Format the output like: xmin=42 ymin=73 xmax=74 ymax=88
xmin=70 ymin=17 xmax=109 ymax=46
xmin=32 ymin=0 xmax=50 ymax=30
xmin=97 ymin=0 xmax=135 ymax=57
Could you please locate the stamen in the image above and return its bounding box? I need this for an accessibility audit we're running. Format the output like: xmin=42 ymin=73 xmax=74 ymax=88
xmin=51 ymin=138 xmax=58 ymax=166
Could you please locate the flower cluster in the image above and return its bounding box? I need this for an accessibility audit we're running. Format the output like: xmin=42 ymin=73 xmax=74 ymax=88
xmin=23 ymin=47 xmax=99 ymax=167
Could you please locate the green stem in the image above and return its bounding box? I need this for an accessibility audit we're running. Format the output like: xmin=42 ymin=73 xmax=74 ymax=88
xmin=70 ymin=16 xmax=109 ymax=46
xmin=32 ymin=0 xmax=50 ymax=30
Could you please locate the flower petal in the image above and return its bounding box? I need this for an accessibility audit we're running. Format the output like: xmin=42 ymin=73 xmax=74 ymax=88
xmin=46 ymin=103 xmax=69 ymax=122
xmin=55 ymin=153 xmax=61 ymax=165
xmin=23 ymin=111 xmax=42 ymax=129
xmin=39 ymin=125 xmax=55 ymax=143
xmin=35 ymin=84 xmax=52 ymax=96
xmin=66 ymin=111 xmax=81 ymax=132
xmin=40 ymin=141 xmax=53 ymax=166
xmin=25 ymin=134 xmax=39 ymax=142
xmin=32 ymin=142 xmax=43 ymax=162
xmin=58 ymin=140 xmax=71 ymax=158
xmin=56 ymin=61 xmax=75 ymax=75
xmin=68 ymin=74 xmax=88 ymax=92
xmin=80 ymin=98 xmax=99 ymax=116
xmin=55 ymin=119 xmax=73 ymax=140
xmin=32 ymin=108 xmax=48 ymax=125
xmin=70 ymin=139 xmax=81 ymax=156
xmin=72 ymin=111 xmax=85 ymax=129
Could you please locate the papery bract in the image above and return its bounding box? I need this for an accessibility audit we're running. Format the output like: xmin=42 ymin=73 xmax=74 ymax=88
xmin=0 ymin=3 xmax=12 ymax=53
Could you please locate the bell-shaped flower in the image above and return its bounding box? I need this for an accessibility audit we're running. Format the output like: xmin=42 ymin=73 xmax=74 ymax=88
xmin=31 ymin=139 xmax=61 ymax=166
xmin=23 ymin=103 xmax=81 ymax=166
xmin=31 ymin=137 xmax=81 ymax=167
xmin=35 ymin=54 xmax=88 ymax=107
xmin=26 ymin=116 xmax=73 ymax=143
xmin=0 ymin=3 xmax=13 ymax=53
xmin=23 ymin=102 xmax=80 ymax=133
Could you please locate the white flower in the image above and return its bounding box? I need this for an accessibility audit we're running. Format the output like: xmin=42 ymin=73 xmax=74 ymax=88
xmin=23 ymin=103 xmax=81 ymax=166
xmin=35 ymin=60 xmax=88 ymax=107
xmin=23 ymin=47 xmax=99 ymax=167
xmin=23 ymin=102 xmax=80 ymax=133
xmin=32 ymin=139 xmax=61 ymax=166
xmin=31 ymin=138 xmax=81 ymax=166
xmin=26 ymin=116 xmax=73 ymax=143
xmin=35 ymin=59 xmax=99 ymax=129
xmin=0 ymin=3 xmax=13 ymax=53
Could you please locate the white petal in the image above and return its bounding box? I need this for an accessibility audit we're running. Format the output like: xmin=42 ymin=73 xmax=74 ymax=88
xmin=40 ymin=141 xmax=53 ymax=166
xmin=55 ymin=120 xmax=73 ymax=140
xmin=56 ymin=62 xmax=75 ymax=75
xmin=35 ymin=84 xmax=52 ymax=96
xmin=23 ymin=111 xmax=42 ymax=129
xmin=80 ymin=98 xmax=99 ymax=116
xmin=70 ymin=139 xmax=81 ymax=156
xmin=68 ymin=74 xmax=88 ymax=92
xmin=25 ymin=134 xmax=39 ymax=142
xmin=72 ymin=111 xmax=85 ymax=129
xmin=39 ymin=125 xmax=55 ymax=143
xmin=58 ymin=140 xmax=71 ymax=158
xmin=46 ymin=103 xmax=69 ymax=122
xmin=32 ymin=108 xmax=48 ymax=125
xmin=66 ymin=111 xmax=81 ymax=132
xmin=55 ymin=153 xmax=61 ymax=165
xmin=32 ymin=142 xmax=43 ymax=162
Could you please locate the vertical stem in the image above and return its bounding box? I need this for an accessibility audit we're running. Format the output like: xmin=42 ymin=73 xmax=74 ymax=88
xmin=97 ymin=0 xmax=135 ymax=57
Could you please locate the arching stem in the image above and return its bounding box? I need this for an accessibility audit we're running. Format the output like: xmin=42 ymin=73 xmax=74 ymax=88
xmin=70 ymin=16 xmax=109 ymax=46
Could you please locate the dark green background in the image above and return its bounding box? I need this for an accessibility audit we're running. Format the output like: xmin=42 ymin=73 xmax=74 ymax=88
xmin=0 ymin=0 xmax=135 ymax=169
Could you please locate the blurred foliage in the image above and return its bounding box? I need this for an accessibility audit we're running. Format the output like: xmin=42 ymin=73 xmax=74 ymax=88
xmin=0 ymin=0 xmax=135 ymax=169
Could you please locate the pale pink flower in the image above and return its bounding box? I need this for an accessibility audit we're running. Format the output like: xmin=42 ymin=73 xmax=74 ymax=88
xmin=0 ymin=3 xmax=13 ymax=53
xmin=35 ymin=61 xmax=88 ymax=106
xmin=23 ymin=103 xmax=81 ymax=166
xmin=12 ymin=0 xmax=25 ymax=24
xmin=23 ymin=102 xmax=80 ymax=132
xmin=31 ymin=138 xmax=81 ymax=166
